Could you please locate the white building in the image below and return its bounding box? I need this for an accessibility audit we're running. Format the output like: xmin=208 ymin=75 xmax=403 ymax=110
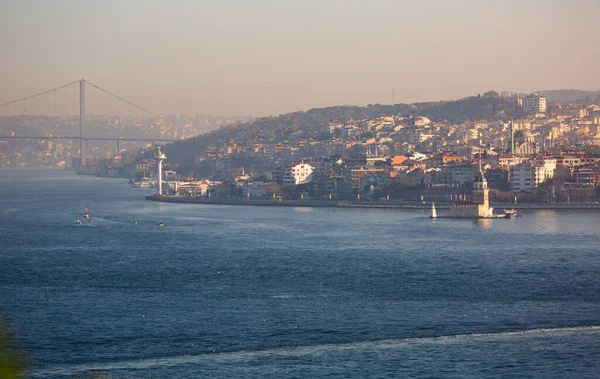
xmin=536 ymin=158 xmax=556 ymax=179
xmin=520 ymin=95 xmax=547 ymax=113
xmin=413 ymin=116 xmax=431 ymax=126
xmin=498 ymin=155 xmax=529 ymax=167
xmin=283 ymin=162 xmax=314 ymax=185
xmin=510 ymin=163 xmax=547 ymax=192
xmin=177 ymin=181 xmax=209 ymax=196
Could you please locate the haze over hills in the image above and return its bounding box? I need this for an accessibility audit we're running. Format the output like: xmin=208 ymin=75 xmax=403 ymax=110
xmin=535 ymin=90 xmax=600 ymax=103
xmin=3 ymin=2 xmax=599 ymax=117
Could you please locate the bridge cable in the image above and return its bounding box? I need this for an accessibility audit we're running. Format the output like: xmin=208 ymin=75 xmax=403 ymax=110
xmin=0 ymin=80 xmax=80 ymax=109
xmin=84 ymin=80 xmax=162 ymax=119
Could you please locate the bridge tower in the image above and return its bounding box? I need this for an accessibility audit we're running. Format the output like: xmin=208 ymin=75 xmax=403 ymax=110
xmin=154 ymin=146 xmax=166 ymax=195
xmin=79 ymin=79 xmax=86 ymax=167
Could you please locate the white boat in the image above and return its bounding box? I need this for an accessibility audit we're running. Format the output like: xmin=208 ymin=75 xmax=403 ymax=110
xmin=503 ymin=209 xmax=517 ymax=218
xmin=132 ymin=180 xmax=151 ymax=188
xmin=431 ymin=202 xmax=437 ymax=219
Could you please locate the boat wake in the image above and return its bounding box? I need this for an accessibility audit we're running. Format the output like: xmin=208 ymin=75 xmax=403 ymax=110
xmin=30 ymin=325 xmax=600 ymax=377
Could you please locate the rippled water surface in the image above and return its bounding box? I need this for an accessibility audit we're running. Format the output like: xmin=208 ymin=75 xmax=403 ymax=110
xmin=1 ymin=169 xmax=599 ymax=378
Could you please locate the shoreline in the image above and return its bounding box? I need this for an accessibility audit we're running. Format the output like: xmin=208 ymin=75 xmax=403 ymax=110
xmin=145 ymin=195 xmax=600 ymax=210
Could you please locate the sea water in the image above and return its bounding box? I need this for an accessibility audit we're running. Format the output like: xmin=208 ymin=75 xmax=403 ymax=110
xmin=1 ymin=169 xmax=599 ymax=378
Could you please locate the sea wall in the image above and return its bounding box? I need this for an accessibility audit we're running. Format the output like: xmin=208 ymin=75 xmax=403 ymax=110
xmin=145 ymin=195 xmax=600 ymax=210
xmin=144 ymin=196 xmax=453 ymax=209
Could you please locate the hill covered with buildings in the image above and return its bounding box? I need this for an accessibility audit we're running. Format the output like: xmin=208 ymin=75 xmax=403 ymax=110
xmin=7 ymin=89 xmax=600 ymax=205
xmin=165 ymin=92 xmax=518 ymax=168
xmin=148 ymin=91 xmax=600 ymax=205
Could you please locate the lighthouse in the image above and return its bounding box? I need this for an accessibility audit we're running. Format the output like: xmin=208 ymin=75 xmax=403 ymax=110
xmin=154 ymin=147 xmax=166 ymax=196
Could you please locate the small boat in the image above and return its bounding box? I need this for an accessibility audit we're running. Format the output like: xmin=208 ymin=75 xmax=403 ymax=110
xmin=430 ymin=202 xmax=437 ymax=219
xmin=156 ymin=220 xmax=164 ymax=227
xmin=503 ymin=209 xmax=517 ymax=219
xmin=75 ymin=219 xmax=82 ymax=224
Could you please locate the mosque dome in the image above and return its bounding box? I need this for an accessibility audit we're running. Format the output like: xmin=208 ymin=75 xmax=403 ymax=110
xmin=514 ymin=130 xmax=535 ymax=143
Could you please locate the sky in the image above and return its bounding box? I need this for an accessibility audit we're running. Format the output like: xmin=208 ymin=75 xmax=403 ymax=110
xmin=1 ymin=0 xmax=599 ymax=117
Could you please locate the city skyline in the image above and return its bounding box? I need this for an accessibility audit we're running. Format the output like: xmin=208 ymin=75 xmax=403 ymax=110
xmin=1 ymin=0 xmax=599 ymax=117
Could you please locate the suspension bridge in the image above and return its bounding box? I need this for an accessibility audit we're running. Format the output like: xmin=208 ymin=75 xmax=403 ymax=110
xmin=0 ymin=79 xmax=174 ymax=168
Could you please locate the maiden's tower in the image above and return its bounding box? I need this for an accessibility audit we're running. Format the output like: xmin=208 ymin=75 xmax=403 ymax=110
xmin=448 ymin=162 xmax=494 ymax=218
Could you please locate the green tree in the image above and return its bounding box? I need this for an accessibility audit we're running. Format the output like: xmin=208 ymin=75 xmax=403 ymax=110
xmin=0 ymin=318 xmax=28 ymax=379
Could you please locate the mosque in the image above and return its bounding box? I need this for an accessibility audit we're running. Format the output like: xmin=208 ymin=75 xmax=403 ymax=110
xmin=512 ymin=130 xmax=539 ymax=155
xmin=508 ymin=121 xmax=539 ymax=156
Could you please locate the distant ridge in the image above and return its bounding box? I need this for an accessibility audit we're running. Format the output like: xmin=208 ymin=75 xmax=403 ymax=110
xmin=535 ymin=89 xmax=600 ymax=103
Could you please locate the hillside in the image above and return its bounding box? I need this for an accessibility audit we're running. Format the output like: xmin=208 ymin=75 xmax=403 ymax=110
xmin=537 ymin=89 xmax=600 ymax=103
xmin=164 ymin=95 xmax=518 ymax=166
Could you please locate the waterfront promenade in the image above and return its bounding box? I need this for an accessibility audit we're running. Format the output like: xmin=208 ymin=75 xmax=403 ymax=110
xmin=145 ymin=195 xmax=600 ymax=210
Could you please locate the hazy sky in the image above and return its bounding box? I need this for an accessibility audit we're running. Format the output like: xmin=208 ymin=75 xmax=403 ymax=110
xmin=1 ymin=0 xmax=599 ymax=117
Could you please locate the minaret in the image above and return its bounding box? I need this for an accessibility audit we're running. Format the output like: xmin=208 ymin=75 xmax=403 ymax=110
xmin=154 ymin=147 xmax=166 ymax=195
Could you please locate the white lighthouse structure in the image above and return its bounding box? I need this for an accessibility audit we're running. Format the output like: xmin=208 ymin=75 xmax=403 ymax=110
xmin=447 ymin=160 xmax=494 ymax=218
xmin=154 ymin=146 xmax=166 ymax=195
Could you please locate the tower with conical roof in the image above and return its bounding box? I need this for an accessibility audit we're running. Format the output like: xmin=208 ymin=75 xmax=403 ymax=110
xmin=471 ymin=160 xmax=492 ymax=217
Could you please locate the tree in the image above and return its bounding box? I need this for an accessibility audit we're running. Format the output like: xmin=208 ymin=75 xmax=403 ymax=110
xmin=0 ymin=318 xmax=28 ymax=379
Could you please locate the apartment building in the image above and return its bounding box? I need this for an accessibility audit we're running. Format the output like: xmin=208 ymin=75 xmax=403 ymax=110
xmin=510 ymin=163 xmax=547 ymax=192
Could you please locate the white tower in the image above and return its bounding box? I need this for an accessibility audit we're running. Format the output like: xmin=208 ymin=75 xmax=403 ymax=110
xmin=472 ymin=160 xmax=488 ymax=204
xmin=79 ymin=79 xmax=86 ymax=168
xmin=154 ymin=147 xmax=166 ymax=195
xmin=472 ymin=160 xmax=492 ymax=217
